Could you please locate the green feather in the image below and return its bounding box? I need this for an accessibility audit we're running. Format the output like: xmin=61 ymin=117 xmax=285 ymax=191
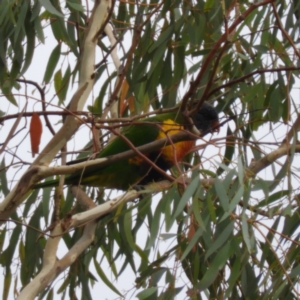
xmin=34 ymin=103 xmax=219 ymax=190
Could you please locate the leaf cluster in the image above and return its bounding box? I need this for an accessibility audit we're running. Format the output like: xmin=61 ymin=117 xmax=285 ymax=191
xmin=1 ymin=0 xmax=300 ymax=299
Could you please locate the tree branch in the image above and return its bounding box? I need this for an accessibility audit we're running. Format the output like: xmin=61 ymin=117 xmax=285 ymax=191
xmin=180 ymin=0 xmax=276 ymax=113
xmin=17 ymin=180 xmax=150 ymax=300
xmin=0 ymin=0 xmax=113 ymax=221
xmin=271 ymin=2 xmax=300 ymax=60
xmin=207 ymin=66 xmax=300 ymax=99
xmin=16 ymin=79 xmax=56 ymax=135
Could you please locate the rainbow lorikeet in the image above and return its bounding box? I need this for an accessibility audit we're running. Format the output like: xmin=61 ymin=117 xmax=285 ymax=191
xmin=36 ymin=102 xmax=219 ymax=190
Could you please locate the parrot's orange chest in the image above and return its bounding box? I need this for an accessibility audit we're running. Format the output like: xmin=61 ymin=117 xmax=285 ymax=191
xmin=157 ymin=119 xmax=195 ymax=164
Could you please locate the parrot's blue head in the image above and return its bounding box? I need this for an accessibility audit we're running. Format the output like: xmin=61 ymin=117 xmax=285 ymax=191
xmin=192 ymin=102 xmax=220 ymax=133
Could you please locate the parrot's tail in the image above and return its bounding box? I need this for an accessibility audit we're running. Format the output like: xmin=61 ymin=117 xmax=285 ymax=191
xmin=34 ymin=179 xmax=59 ymax=189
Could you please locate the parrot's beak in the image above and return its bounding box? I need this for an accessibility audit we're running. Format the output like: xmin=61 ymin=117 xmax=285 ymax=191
xmin=212 ymin=121 xmax=220 ymax=132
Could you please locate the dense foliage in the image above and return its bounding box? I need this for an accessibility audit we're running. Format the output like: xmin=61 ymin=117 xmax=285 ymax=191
xmin=0 ymin=0 xmax=300 ymax=299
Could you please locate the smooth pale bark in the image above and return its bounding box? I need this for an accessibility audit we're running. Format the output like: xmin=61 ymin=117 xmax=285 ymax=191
xmin=16 ymin=180 xmax=171 ymax=300
xmin=0 ymin=0 xmax=112 ymax=221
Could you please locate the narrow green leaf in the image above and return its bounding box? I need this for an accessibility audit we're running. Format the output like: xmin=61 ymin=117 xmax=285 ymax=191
xmin=281 ymin=207 xmax=300 ymax=239
xmin=217 ymin=127 xmax=234 ymax=175
xmin=148 ymin=25 xmax=173 ymax=53
xmin=23 ymin=189 xmax=39 ymax=217
xmin=56 ymin=276 xmax=69 ymax=294
xmin=0 ymin=159 xmax=10 ymax=196
xmin=146 ymin=199 xmax=164 ymax=250
xmin=171 ymin=176 xmax=199 ymax=225
xmin=123 ymin=209 xmax=136 ymax=250
xmin=253 ymin=45 xmax=269 ymax=53
xmin=147 ymin=44 xmax=166 ymax=82
xmin=198 ymin=242 xmax=231 ymax=290
xmin=0 ymin=228 xmax=6 ymax=254
xmin=93 ymin=258 xmax=123 ymax=297
xmin=34 ymin=17 xmax=45 ymax=43
xmin=19 ymin=239 xmax=25 ymax=263
xmin=159 ymin=287 xmax=184 ymax=299
xmin=160 ymin=233 xmax=177 ymax=240
xmin=136 ymin=287 xmax=158 ymax=299
xmin=223 ymin=169 xmax=237 ymax=191
xmin=290 ymin=263 xmax=300 ymax=279
xmin=54 ymin=69 xmax=62 ymax=96
xmin=3 ymin=225 xmax=22 ymax=271
xmin=191 ymin=193 xmax=206 ymax=230
xmin=45 ymin=289 xmax=53 ymax=300
xmin=55 ymin=66 xmax=71 ymax=104
xmin=214 ymin=178 xmax=229 ymax=211
xmin=151 ymin=268 xmax=167 ymax=285
xmin=241 ymin=213 xmax=252 ymax=252
xmin=206 ymin=191 xmax=216 ymax=222
xmin=180 ymin=226 xmax=204 ymax=261
xmin=3 ymin=269 xmax=11 ymax=300
xmin=1 ymin=85 xmax=18 ymax=106
xmin=205 ymin=221 xmax=233 ymax=259
xmin=67 ymin=0 xmax=84 ymax=12
xmin=192 ymin=250 xmax=201 ymax=284
xmin=258 ymin=190 xmax=289 ymax=208
xmin=42 ymin=187 xmax=52 ymax=223
xmin=220 ymin=184 xmax=244 ymax=222
xmin=270 ymin=281 xmax=287 ymax=299
xmin=237 ymin=52 xmax=248 ymax=60
xmin=173 ymin=44 xmax=185 ymax=84
xmin=39 ymin=0 xmax=64 ymax=17
xmin=21 ymin=203 xmax=43 ymax=285
xmin=204 ymin=0 xmax=215 ymax=11
xmin=43 ymin=44 xmax=61 ymax=83
xmin=237 ymin=156 xmax=244 ymax=184
xmin=21 ymin=21 xmax=36 ymax=75
xmin=14 ymin=1 xmax=28 ymax=43
xmin=225 ymin=258 xmax=241 ymax=298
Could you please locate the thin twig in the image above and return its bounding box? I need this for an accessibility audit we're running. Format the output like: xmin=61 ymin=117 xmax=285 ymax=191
xmin=207 ymin=66 xmax=300 ymax=99
xmin=271 ymin=2 xmax=300 ymax=60
xmin=16 ymin=79 xmax=56 ymax=135
xmin=180 ymin=0 xmax=276 ymax=114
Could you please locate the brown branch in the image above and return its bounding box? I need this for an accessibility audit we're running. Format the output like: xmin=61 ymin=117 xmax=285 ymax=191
xmin=0 ymin=0 xmax=114 ymax=225
xmin=103 ymin=0 xmax=164 ymax=111
xmin=20 ymin=128 xmax=219 ymax=187
xmin=246 ymin=144 xmax=300 ymax=178
xmin=16 ymin=79 xmax=56 ymax=135
xmin=17 ymin=183 xmax=158 ymax=298
xmin=0 ymin=218 xmax=54 ymax=237
xmin=194 ymin=40 xmax=230 ymax=114
xmin=206 ymin=66 xmax=300 ymax=99
xmin=71 ymin=186 xmax=96 ymax=209
xmin=109 ymin=127 xmax=175 ymax=183
xmin=237 ymin=200 xmax=298 ymax=218
xmin=104 ymin=12 xmax=142 ymax=109
xmin=0 ymin=106 xmax=178 ymax=124
xmin=0 ymin=110 xmax=88 ymax=124
xmin=95 ymin=31 xmax=123 ymax=69
xmin=252 ymin=222 xmax=300 ymax=297
xmin=0 ymin=106 xmax=26 ymax=155
xmin=282 ymin=113 xmax=300 ymax=144
xmin=271 ymin=2 xmax=300 ymax=60
xmin=256 ymin=219 xmax=300 ymax=246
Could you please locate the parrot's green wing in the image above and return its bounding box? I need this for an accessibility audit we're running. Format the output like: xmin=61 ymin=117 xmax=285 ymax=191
xmin=65 ymin=112 xmax=183 ymax=190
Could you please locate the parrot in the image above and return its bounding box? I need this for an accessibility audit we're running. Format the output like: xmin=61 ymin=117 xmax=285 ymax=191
xmin=35 ymin=102 xmax=219 ymax=190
